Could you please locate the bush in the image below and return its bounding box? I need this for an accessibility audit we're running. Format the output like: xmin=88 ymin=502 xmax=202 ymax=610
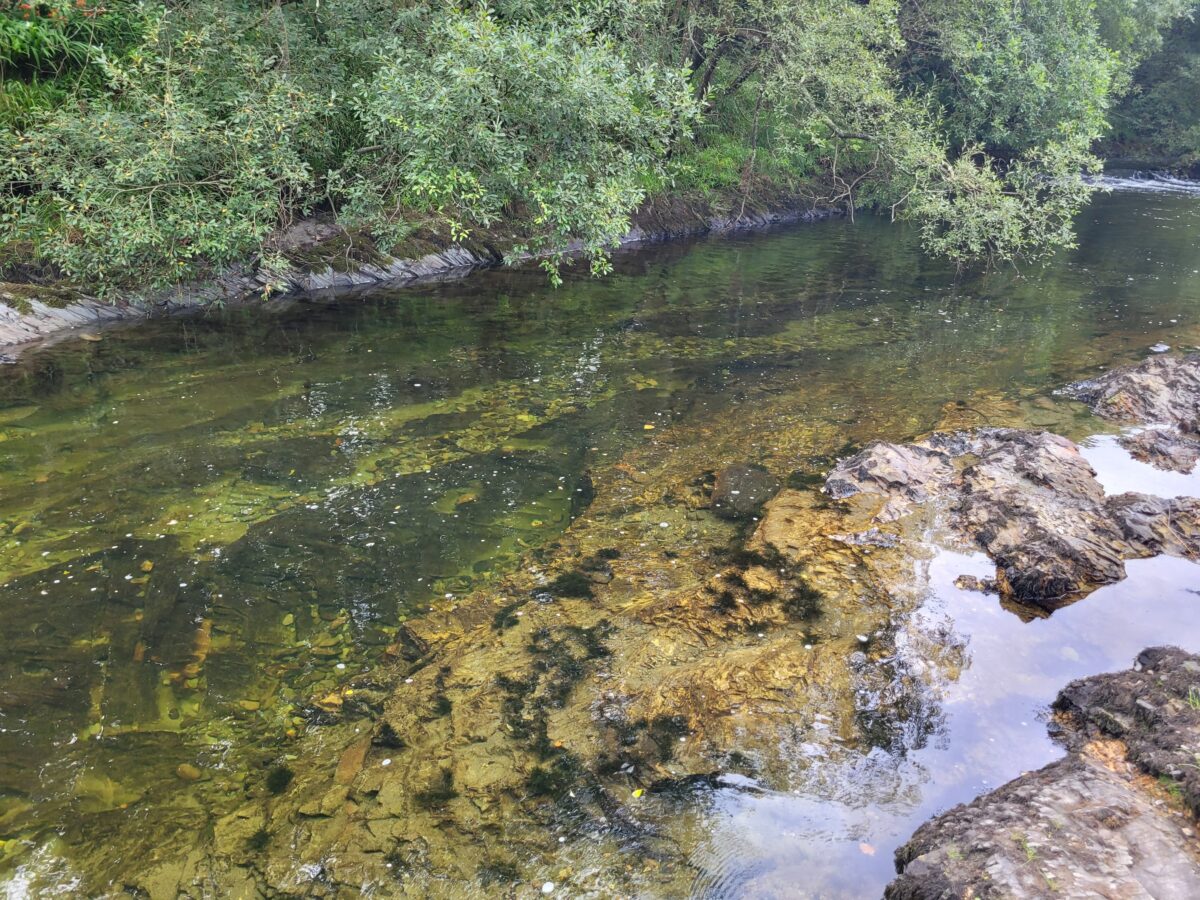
xmin=341 ymin=6 xmax=695 ymax=281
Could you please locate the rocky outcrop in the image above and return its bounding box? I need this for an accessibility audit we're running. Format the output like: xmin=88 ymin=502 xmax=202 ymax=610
xmin=1120 ymin=426 xmax=1200 ymax=473
xmin=1066 ymin=353 xmax=1200 ymax=473
xmin=825 ymin=428 xmax=1200 ymax=612
xmin=887 ymin=647 xmax=1200 ymax=899
xmin=820 ymin=355 xmax=1200 ymax=612
xmin=1065 ymin=353 xmax=1200 ymax=430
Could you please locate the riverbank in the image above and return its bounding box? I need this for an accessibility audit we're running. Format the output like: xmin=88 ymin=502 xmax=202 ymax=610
xmin=0 ymin=193 xmax=834 ymax=359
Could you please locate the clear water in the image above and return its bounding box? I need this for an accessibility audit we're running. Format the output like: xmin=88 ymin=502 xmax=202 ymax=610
xmin=1 ymin=186 xmax=1199 ymax=897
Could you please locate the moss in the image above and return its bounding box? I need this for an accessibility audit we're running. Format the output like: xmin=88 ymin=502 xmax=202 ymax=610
xmin=0 ymin=281 xmax=86 ymax=313
xmin=478 ymin=859 xmax=521 ymax=885
xmin=711 ymin=545 xmax=784 ymax=570
xmin=786 ymin=470 xmax=826 ymax=489
xmin=524 ymin=757 xmax=579 ymax=798
xmin=413 ymin=768 xmax=459 ymax=808
xmin=782 ymin=580 xmax=824 ymax=621
xmin=373 ymin=721 xmax=407 ymax=749
xmin=648 ymin=715 xmax=690 ymax=763
xmin=265 ymin=765 xmax=294 ymax=794
xmin=712 ymin=589 xmax=739 ymax=613
xmin=544 ymin=570 xmax=594 ymax=599
xmin=492 ymin=599 xmax=527 ymax=630
xmin=245 ymin=828 xmax=270 ymax=852
xmin=281 ymin=229 xmax=393 ymax=275
xmin=429 ymin=666 xmax=453 ymax=717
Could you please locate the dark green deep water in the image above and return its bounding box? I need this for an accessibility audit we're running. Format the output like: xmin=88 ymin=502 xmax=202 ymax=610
xmin=1 ymin=184 xmax=1199 ymax=897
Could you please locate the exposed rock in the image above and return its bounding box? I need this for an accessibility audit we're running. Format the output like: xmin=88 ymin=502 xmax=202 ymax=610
xmin=1107 ymin=493 xmax=1200 ymax=559
xmin=958 ymin=429 xmax=1125 ymax=607
xmin=823 ymin=440 xmax=957 ymax=518
xmin=824 ymin=428 xmax=1200 ymax=612
xmin=710 ymin=462 xmax=781 ymax=520
xmin=952 ymin=574 xmax=997 ymax=594
xmin=1066 ymin=354 xmax=1200 ymax=472
xmin=887 ymin=647 xmax=1200 ymax=900
xmin=1057 ymin=646 xmax=1200 ymax=813
xmin=1065 ymin=353 xmax=1200 ymax=430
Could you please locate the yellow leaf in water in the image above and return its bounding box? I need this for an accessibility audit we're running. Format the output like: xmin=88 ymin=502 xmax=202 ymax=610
xmin=858 ymin=843 xmax=876 ymax=856
xmin=643 ymin=424 xmax=655 ymax=430
xmin=631 ymin=789 xmax=644 ymax=798
xmin=140 ymin=560 xmax=154 ymax=572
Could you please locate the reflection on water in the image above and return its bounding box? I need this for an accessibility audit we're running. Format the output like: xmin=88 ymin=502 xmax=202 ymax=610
xmin=0 ymin=188 xmax=1199 ymax=896
xmin=683 ymin=553 xmax=1200 ymax=897
xmin=1080 ymin=431 xmax=1200 ymax=495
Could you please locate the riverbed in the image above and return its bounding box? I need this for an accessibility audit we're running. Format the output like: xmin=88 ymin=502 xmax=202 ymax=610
xmin=2 ymin=183 xmax=1199 ymax=897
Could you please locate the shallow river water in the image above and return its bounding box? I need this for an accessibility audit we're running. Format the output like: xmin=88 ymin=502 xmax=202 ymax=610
xmin=2 ymin=184 xmax=1199 ymax=898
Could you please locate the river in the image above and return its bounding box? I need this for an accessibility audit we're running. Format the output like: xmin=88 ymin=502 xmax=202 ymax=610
xmin=1 ymin=182 xmax=1199 ymax=897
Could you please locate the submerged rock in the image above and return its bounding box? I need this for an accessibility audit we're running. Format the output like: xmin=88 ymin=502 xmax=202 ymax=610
xmin=710 ymin=462 xmax=780 ymax=520
xmin=887 ymin=647 xmax=1200 ymax=899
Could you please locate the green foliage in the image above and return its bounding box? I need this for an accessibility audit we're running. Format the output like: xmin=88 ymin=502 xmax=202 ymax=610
xmin=0 ymin=0 xmax=1194 ymax=291
xmin=907 ymin=138 xmax=1098 ymax=267
xmin=899 ymin=0 xmax=1119 ymax=153
xmin=1094 ymin=0 xmax=1196 ymax=65
xmin=342 ymin=6 xmax=694 ymax=281
xmin=1106 ymin=13 xmax=1200 ymax=168
xmin=1 ymin=1 xmax=367 ymax=290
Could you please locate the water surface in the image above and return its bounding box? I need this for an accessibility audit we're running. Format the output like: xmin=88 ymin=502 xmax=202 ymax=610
xmin=2 ymin=186 xmax=1199 ymax=897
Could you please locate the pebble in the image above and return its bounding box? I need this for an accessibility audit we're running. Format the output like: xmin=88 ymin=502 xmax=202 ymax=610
xmin=542 ymin=883 xmax=555 ymax=895
xmin=176 ymin=763 xmax=202 ymax=782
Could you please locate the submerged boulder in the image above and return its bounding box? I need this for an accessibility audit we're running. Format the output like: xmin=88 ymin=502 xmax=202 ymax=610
xmin=887 ymin=647 xmax=1200 ymax=900
xmin=710 ymin=462 xmax=780 ymax=520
